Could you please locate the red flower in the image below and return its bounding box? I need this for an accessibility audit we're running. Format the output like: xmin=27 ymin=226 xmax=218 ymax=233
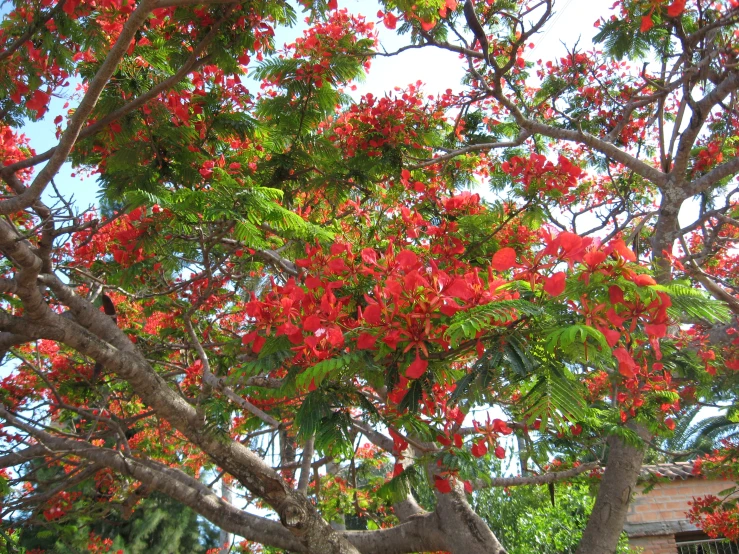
xmin=362 ymin=304 xmax=382 ymax=325
xmin=644 ymin=324 xmax=667 ymax=338
xmin=613 ymin=347 xmax=637 ymax=378
xmin=406 ymin=353 xmax=428 ymax=379
xmin=420 ymin=17 xmax=436 ymax=31
xmin=396 ymin=249 xmax=418 ymax=270
xmin=666 ymin=0 xmax=686 ymax=17
xmin=356 ymin=332 xmax=377 ymax=349
xmin=559 ymin=232 xmax=582 ymax=253
xmin=583 ymin=250 xmax=607 ymax=267
xmin=434 ymin=475 xmax=452 ymax=493
xmin=26 ymin=89 xmax=50 ymax=118
xmin=640 ymin=15 xmax=654 ymax=32
xmin=633 ymin=274 xmax=656 ymax=286
xmin=611 ymin=239 xmax=637 ymax=262
xmin=361 ymin=248 xmax=377 ymax=264
xmin=492 ymin=247 xmax=518 ymax=271
xmin=471 ymin=440 xmax=488 ymax=458
xmin=379 ymin=10 xmax=397 ymax=29
xmin=492 ymin=419 xmax=513 ymax=435
xmin=543 ymin=272 xmax=566 ymax=296
xmin=609 ymin=285 xmax=624 ymax=305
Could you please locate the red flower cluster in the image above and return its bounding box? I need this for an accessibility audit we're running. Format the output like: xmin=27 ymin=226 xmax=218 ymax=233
xmin=329 ymin=85 xmax=446 ymax=158
xmin=501 ymin=153 xmax=583 ymax=196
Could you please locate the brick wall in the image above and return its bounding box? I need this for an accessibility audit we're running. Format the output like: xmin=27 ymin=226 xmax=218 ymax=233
xmin=625 ymin=478 xmax=734 ymax=554
xmin=627 ymin=478 xmax=733 ymax=526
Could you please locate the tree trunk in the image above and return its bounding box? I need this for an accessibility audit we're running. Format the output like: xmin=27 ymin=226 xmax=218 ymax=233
xmin=575 ymin=429 xmax=647 ymax=554
xmin=434 ymin=485 xmax=508 ymax=554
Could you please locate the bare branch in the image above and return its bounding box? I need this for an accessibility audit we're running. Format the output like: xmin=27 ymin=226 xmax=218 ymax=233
xmin=473 ymin=461 xmax=600 ymax=489
xmin=409 ymin=131 xmax=531 ymax=169
xmin=202 ymin=371 xmax=281 ymax=428
xmin=351 ymin=420 xmax=393 ymax=452
xmin=0 ymin=445 xmax=50 ymax=469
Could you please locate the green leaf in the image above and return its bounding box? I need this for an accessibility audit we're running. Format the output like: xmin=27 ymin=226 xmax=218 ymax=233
xmin=445 ymin=300 xmax=542 ymax=347
xmin=295 ymin=391 xmax=332 ymax=439
xmin=602 ymin=424 xmax=645 ymax=448
xmin=544 ymin=324 xmax=612 ymax=358
xmin=295 ymin=352 xmax=366 ymax=388
xmin=398 ymin=379 xmax=425 ymax=413
xmin=377 ymin=465 xmax=423 ymax=504
xmin=653 ymin=281 xmax=732 ymax=324
xmin=521 ymin=366 xmax=587 ymax=430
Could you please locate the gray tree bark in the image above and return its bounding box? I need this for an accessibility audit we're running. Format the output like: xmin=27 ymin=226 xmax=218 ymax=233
xmin=575 ymin=429 xmax=648 ymax=554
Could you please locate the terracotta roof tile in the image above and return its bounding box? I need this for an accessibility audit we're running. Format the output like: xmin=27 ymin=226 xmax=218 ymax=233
xmin=639 ymin=461 xmax=697 ymax=480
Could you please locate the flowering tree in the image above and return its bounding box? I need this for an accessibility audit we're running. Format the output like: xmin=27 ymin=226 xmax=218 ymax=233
xmin=0 ymin=0 xmax=738 ymax=553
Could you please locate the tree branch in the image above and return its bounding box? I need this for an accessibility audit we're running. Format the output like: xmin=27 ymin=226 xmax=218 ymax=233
xmin=0 ymin=406 xmax=307 ymax=552
xmin=687 ymin=154 xmax=739 ymax=196
xmin=297 ymin=435 xmax=315 ymax=494
xmin=473 ymin=461 xmax=600 ymax=489
xmin=0 ymin=298 xmax=359 ymax=553
xmin=0 ymin=220 xmax=49 ymax=320
xmin=0 ymin=1 xmax=67 ymax=62
xmin=409 ymin=131 xmax=531 ymax=169
xmin=671 ymin=71 xmax=739 ymax=180
xmin=0 ymin=0 xmax=158 ymax=215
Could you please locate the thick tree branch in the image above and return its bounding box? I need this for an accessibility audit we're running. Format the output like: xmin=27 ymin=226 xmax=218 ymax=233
xmin=351 ymin=420 xmax=394 ymax=453
xmin=0 ymin=445 xmax=50 ymax=469
xmin=576 ymin=426 xmax=649 ymax=554
xmin=687 ymin=154 xmax=739 ymax=196
xmin=491 ymin=85 xmax=668 ymax=186
xmin=0 ymin=220 xmax=49 ymax=320
xmin=0 ymin=407 xmax=456 ymax=554
xmin=690 ymin=268 xmax=739 ymax=315
xmin=297 ymin=435 xmax=315 ymax=494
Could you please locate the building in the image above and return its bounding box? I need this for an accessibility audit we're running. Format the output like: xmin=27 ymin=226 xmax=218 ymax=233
xmin=625 ymin=462 xmax=738 ymax=554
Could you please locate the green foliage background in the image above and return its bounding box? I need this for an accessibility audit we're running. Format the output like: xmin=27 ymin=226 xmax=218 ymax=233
xmin=475 ymin=481 xmax=633 ymax=554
